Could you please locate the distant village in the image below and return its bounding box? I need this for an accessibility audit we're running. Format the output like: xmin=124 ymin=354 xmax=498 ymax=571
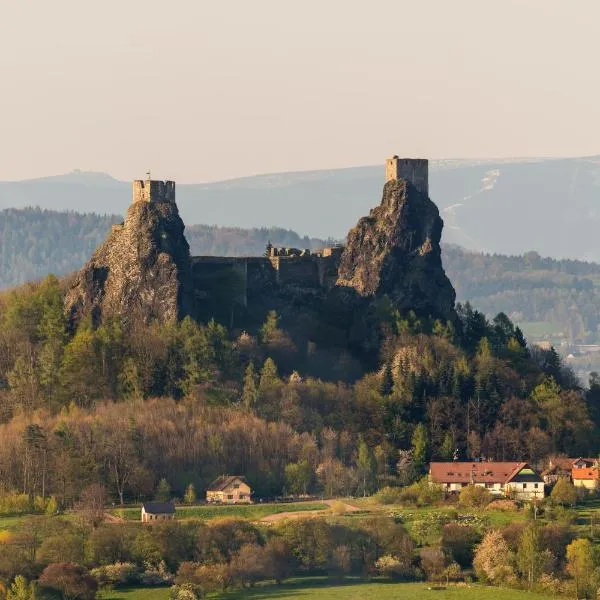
xmin=138 ymin=457 xmax=599 ymax=521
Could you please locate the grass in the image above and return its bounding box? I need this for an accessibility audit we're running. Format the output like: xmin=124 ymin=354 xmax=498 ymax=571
xmin=100 ymin=588 xmax=170 ymax=600
xmin=101 ymin=580 xmax=554 ymax=600
xmin=213 ymin=579 xmax=555 ymax=599
xmin=352 ymin=501 xmax=527 ymax=528
xmin=112 ymin=503 xmax=328 ymax=522
xmin=0 ymin=514 xmax=27 ymax=530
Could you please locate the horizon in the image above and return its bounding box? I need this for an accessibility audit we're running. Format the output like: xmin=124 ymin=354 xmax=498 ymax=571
xmin=4 ymin=151 xmax=600 ymax=185
xmin=2 ymin=0 xmax=599 ymax=182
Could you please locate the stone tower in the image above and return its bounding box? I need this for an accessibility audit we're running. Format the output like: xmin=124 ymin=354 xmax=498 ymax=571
xmin=132 ymin=179 xmax=176 ymax=204
xmin=385 ymin=156 xmax=429 ymax=197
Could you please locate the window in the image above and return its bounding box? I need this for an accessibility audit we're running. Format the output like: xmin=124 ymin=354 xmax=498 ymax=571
xmin=234 ymin=484 xmax=240 ymax=489
xmin=534 ymin=483 xmax=539 ymax=489
xmin=522 ymin=483 xmax=527 ymax=489
xmin=227 ymin=494 xmax=233 ymax=500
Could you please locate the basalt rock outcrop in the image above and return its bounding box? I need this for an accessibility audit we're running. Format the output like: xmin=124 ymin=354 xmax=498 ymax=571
xmin=336 ymin=178 xmax=456 ymax=323
xmin=64 ymin=159 xmax=456 ymax=335
xmin=65 ymin=186 xmax=195 ymax=328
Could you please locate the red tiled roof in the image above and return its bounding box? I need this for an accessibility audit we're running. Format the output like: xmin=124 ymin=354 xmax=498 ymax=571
xmin=572 ymin=467 xmax=599 ymax=481
xmin=429 ymin=462 xmax=529 ymax=484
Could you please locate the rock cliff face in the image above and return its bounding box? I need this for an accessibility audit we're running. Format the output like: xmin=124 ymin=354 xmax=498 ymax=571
xmin=64 ymin=197 xmax=195 ymax=328
xmin=336 ymin=179 xmax=456 ymax=322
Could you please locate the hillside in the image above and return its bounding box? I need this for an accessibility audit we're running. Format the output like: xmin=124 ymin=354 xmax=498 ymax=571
xmin=2 ymin=208 xmax=600 ymax=348
xmin=2 ymin=155 xmax=600 ymax=260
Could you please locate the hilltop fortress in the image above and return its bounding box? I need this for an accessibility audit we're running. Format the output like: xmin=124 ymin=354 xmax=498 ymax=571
xmin=65 ymin=157 xmax=456 ymax=353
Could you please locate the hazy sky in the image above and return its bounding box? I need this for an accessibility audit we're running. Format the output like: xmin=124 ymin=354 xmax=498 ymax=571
xmin=1 ymin=0 xmax=599 ymax=182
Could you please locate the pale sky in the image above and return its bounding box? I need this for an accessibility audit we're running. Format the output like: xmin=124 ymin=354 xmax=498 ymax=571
xmin=1 ymin=0 xmax=599 ymax=182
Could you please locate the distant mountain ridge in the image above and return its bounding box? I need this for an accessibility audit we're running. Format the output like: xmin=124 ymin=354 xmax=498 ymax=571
xmin=1 ymin=155 xmax=599 ymax=260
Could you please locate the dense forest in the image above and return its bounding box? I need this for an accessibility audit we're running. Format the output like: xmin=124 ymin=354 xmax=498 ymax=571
xmin=2 ymin=209 xmax=600 ymax=346
xmin=443 ymin=245 xmax=600 ymax=344
xmin=0 ymin=273 xmax=594 ymax=505
xmin=2 ymin=228 xmax=600 ymax=599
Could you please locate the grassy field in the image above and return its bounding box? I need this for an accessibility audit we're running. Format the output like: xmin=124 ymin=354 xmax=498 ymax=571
xmin=112 ymin=502 xmax=328 ymax=522
xmin=0 ymin=514 xmax=27 ymax=530
xmin=100 ymin=581 xmax=554 ymax=600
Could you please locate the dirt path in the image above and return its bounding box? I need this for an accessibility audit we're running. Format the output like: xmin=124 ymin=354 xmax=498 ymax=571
xmin=260 ymin=499 xmax=361 ymax=524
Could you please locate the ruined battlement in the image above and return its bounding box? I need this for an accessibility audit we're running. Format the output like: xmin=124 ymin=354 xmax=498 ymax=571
xmin=385 ymin=156 xmax=429 ymax=197
xmin=132 ymin=179 xmax=176 ymax=204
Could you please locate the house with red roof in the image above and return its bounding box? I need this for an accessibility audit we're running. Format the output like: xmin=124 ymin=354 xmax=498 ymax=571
xmin=429 ymin=462 xmax=545 ymax=500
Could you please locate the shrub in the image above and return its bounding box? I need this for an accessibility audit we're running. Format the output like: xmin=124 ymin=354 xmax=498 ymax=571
xmin=372 ymin=487 xmax=403 ymax=505
xmin=90 ymin=563 xmax=139 ymax=587
xmin=441 ymin=523 xmax=480 ymax=568
xmin=39 ymin=563 xmax=98 ymax=600
xmin=487 ymin=499 xmax=518 ymax=511
xmin=419 ymin=546 xmax=447 ymax=582
xmin=459 ymin=485 xmax=491 ymax=509
xmin=169 ymin=583 xmax=202 ymax=600
xmin=550 ymin=478 xmax=577 ymax=506
xmin=375 ymin=554 xmax=414 ymax=580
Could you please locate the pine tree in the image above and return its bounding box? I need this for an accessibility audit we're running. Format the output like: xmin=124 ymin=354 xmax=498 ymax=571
xmin=356 ymin=439 xmax=377 ymax=497
xmin=242 ymin=362 xmax=258 ymax=409
xmin=411 ymin=424 xmax=428 ymax=471
xmin=259 ymin=358 xmax=279 ymax=392
xmin=155 ymin=478 xmax=171 ymax=502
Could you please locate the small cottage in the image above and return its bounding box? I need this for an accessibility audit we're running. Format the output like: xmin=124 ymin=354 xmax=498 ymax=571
xmin=429 ymin=462 xmax=545 ymax=500
xmin=206 ymin=476 xmax=252 ymax=504
xmin=141 ymin=501 xmax=176 ymax=522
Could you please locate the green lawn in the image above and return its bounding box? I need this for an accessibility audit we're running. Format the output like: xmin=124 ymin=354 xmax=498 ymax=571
xmin=0 ymin=514 xmax=27 ymax=530
xmin=213 ymin=580 xmax=555 ymax=599
xmin=104 ymin=581 xmax=554 ymax=600
xmin=100 ymin=588 xmax=170 ymax=600
xmin=112 ymin=503 xmax=328 ymax=522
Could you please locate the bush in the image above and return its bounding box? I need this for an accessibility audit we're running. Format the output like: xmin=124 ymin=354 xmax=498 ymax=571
xmin=375 ymin=554 xmax=414 ymax=580
xmin=550 ymin=478 xmax=577 ymax=506
xmin=441 ymin=523 xmax=480 ymax=568
xmin=486 ymin=499 xmax=518 ymax=511
xmin=459 ymin=485 xmax=491 ymax=509
xmin=39 ymin=563 xmax=98 ymax=600
xmin=169 ymin=583 xmax=202 ymax=600
xmin=372 ymin=487 xmax=403 ymax=505
xmin=90 ymin=563 xmax=139 ymax=587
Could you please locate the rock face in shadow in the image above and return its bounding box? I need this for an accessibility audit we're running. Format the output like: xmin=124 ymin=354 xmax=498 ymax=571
xmin=336 ymin=179 xmax=456 ymax=322
xmin=64 ymin=197 xmax=195 ymax=328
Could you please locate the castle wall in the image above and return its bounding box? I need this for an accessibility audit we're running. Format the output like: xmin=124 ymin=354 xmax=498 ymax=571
xmin=385 ymin=157 xmax=429 ymax=197
xmin=133 ymin=180 xmax=176 ymax=204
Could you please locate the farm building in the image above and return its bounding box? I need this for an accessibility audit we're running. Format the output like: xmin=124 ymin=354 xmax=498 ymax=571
xmin=141 ymin=501 xmax=176 ymax=522
xmin=429 ymin=462 xmax=545 ymax=500
xmin=206 ymin=476 xmax=252 ymax=504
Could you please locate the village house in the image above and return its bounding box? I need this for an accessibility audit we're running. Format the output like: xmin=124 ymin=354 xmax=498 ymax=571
xmin=141 ymin=501 xmax=176 ymax=522
xmin=429 ymin=462 xmax=545 ymax=500
xmin=206 ymin=476 xmax=252 ymax=504
xmin=572 ymin=458 xmax=599 ymax=490
xmin=542 ymin=456 xmax=579 ymax=485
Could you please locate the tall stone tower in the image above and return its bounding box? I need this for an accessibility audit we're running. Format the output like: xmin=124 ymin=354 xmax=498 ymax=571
xmin=132 ymin=179 xmax=176 ymax=203
xmin=385 ymin=156 xmax=429 ymax=197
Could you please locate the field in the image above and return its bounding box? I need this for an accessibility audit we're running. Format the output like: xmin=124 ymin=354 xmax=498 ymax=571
xmin=0 ymin=515 xmax=27 ymax=530
xmin=111 ymin=502 xmax=328 ymax=522
xmin=100 ymin=581 xmax=554 ymax=600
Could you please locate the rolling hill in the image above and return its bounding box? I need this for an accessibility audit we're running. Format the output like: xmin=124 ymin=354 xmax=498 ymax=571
xmin=1 ymin=155 xmax=599 ymax=260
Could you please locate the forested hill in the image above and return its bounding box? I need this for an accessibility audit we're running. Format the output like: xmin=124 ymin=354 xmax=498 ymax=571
xmin=443 ymin=246 xmax=600 ymax=344
xmin=0 ymin=208 xmax=329 ymax=288
xmin=0 ymin=208 xmax=121 ymax=288
xmin=2 ymin=207 xmax=600 ymax=345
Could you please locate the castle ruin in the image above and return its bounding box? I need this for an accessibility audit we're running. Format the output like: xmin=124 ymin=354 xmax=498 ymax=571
xmin=385 ymin=156 xmax=429 ymax=197
xmin=66 ymin=155 xmax=456 ymax=332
